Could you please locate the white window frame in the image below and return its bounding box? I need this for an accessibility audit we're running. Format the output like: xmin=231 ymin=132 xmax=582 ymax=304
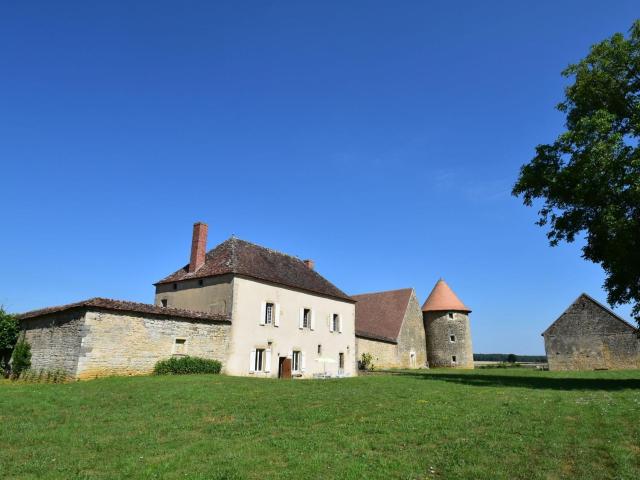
xmin=265 ymin=302 xmax=274 ymax=325
xmin=299 ymin=308 xmax=315 ymax=330
xmin=292 ymin=350 xmax=301 ymax=372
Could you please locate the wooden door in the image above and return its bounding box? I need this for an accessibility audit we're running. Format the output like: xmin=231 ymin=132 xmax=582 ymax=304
xmin=278 ymin=357 xmax=292 ymax=379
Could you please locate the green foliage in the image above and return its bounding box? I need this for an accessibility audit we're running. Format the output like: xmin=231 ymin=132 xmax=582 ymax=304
xmin=474 ymin=353 xmax=547 ymax=363
xmin=359 ymin=352 xmax=375 ymax=371
xmin=0 ymin=307 xmax=18 ymax=351
xmin=513 ymin=20 xmax=640 ymax=321
xmin=507 ymin=353 xmax=517 ymax=363
xmin=10 ymin=340 xmax=31 ymax=378
xmin=153 ymin=356 xmax=222 ymax=375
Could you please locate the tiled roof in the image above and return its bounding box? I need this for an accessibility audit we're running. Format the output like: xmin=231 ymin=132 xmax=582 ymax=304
xmin=352 ymin=288 xmax=414 ymax=343
xmin=421 ymin=279 xmax=471 ymax=313
xmin=155 ymin=237 xmax=353 ymax=302
xmin=17 ymin=297 xmax=230 ymax=322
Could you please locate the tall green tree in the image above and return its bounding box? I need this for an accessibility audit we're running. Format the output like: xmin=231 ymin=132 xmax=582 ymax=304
xmin=513 ymin=20 xmax=640 ymax=321
xmin=0 ymin=307 xmax=19 ymax=374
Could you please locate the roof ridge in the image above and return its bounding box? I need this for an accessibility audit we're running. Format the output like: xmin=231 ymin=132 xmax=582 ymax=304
xmin=352 ymin=287 xmax=414 ymax=298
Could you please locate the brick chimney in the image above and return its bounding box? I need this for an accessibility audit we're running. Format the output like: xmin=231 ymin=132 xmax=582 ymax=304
xmin=303 ymin=259 xmax=315 ymax=270
xmin=188 ymin=222 xmax=208 ymax=273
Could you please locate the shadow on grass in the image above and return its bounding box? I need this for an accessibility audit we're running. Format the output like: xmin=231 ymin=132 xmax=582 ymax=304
xmin=389 ymin=370 xmax=640 ymax=391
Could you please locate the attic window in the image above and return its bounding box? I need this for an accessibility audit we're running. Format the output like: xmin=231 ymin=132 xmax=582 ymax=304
xmin=161 ymin=299 xmax=168 ymax=308
xmin=173 ymin=283 xmax=178 ymax=290
xmin=448 ymin=313 xmax=454 ymax=319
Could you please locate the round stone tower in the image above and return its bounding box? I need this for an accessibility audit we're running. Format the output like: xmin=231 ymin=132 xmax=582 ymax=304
xmin=422 ymin=279 xmax=474 ymax=368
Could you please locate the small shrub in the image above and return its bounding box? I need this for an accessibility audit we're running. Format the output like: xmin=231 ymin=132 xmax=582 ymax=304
xmin=153 ymin=356 xmax=222 ymax=375
xmin=11 ymin=340 xmax=31 ymax=378
xmin=359 ymin=352 xmax=375 ymax=371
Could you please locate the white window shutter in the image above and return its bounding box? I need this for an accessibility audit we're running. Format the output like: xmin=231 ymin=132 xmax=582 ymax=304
xmin=299 ymin=308 xmax=304 ymax=329
xmin=338 ymin=315 xmax=343 ymax=333
xmin=249 ymin=349 xmax=256 ymax=373
xmin=329 ymin=314 xmax=334 ymax=332
xmin=265 ymin=349 xmax=272 ymax=373
xmin=301 ymin=351 xmax=306 ymax=372
xmin=310 ymin=310 xmax=315 ymax=330
xmin=259 ymin=302 xmax=266 ymax=325
xmin=274 ymin=303 xmax=280 ymax=327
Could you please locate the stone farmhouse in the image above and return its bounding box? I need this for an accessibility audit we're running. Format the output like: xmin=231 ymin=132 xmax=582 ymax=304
xmin=17 ymin=222 xmax=475 ymax=379
xmin=543 ymin=293 xmax=640 ymax=371
xmin=352 ymin=280 xmax=474 ymax=370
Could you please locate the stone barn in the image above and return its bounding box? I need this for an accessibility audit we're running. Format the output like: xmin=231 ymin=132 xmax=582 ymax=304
xmin=353 ymin=288 xmax=427 ymax=369
xmin=542 ymin=293 xmax=640 ymax=371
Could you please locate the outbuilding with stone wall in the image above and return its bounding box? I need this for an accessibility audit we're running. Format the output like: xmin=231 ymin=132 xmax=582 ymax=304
xmin=17 ymin=298 xmax=231 ymax=379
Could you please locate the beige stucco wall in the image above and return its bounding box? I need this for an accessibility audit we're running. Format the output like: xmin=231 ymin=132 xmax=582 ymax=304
xmin=76 ymin=310 xmax=231 ymax=379
xmin=154 ymin=274 xmax=233 ymax=315
xmin=226 ymin=276 xmax=357 ymax=378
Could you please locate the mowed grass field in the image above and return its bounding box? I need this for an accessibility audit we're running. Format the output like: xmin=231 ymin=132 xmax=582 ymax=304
xmin=1 ymin=369 xmax=640 ymax=480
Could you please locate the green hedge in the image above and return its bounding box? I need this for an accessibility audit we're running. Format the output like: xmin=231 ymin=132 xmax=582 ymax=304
xmin=153 ymin=356 xmax=222 ymax=375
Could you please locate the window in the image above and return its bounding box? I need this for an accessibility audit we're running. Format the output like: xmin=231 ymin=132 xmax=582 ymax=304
xmin=303 ymin=308 xmax=311 ymax=328
xmin=450 ymin=335 xmax=456 ymax=342
xmin=451 ymin=355 xmax=457 ymax=363
xmin=265 ymin=302 xmax=274 ymax=325
xmin=173 ymin=283 xmax=178 ymax=290
xmin=198 ymin=279 xmax=204 ymax=286
xmin=292 ymin=351 xmax=301 ymax=372
xmin=448 ymin=312 xmax=454 ymax=319
xmin=254 ymin=349 xmax=265 ymax=371
xmin=332 ymin=314 xmax=339 ymax=332
xmin=161 ymin=299 xmax=168 ymax=307
xmin=338 ymin=352 xmax=344 ymax=369
xmin=410 ymin=351 xmax=416 ymax=367
xmin=317 ymin=344 xmax=322 ymax=355
xmin=174 ymin=338 xmax=186 ymax=355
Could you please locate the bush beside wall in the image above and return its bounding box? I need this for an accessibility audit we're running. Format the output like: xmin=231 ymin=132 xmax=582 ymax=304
xmin=153 ymin=356 xmax=222 ymax=375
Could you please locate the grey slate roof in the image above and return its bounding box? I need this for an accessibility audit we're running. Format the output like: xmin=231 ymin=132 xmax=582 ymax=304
xmin=155 ymin=237 xmax=353 ymax=302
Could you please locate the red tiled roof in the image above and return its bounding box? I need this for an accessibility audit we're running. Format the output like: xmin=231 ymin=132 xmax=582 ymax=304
xmin=155 ymin=237 xmax=353 ymax=302
xmin=421 ymin=279 xmax=471 ymax=313
xmin=352 ymin=288 xmax=414 ymax=343
xmin=17 ymin=297 xmax=230 ymax=322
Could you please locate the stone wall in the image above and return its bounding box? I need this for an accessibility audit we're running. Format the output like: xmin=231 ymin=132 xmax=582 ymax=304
xmin=355 ymin=336 xmax=398 ymax=368
xmin=76 ymin=310 xmax=231 ymax=379
xmin=424 ymin=311 xmax=474 ymax=368
xmin=21 ymin=311 xmax=86 ymax=376
xmin=544 ymin=295 xmax=640 ymax=371
xmin=396 ymin=291 xmax=427 ymax=368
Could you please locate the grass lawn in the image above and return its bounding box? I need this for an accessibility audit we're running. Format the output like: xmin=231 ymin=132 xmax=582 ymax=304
xmin=1 ymin=369 xmax=640 ymax=479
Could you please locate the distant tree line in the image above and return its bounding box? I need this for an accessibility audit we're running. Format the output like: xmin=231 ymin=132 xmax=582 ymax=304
xmin=473 ymin=353 xmax=547 ymax=363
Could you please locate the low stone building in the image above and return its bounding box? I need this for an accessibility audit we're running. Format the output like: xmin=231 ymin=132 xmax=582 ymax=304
xmin=18 ymin=298 xmax=230 ymax=380
xmin=353 ymin=288 xmax=427 ymax=369
xmin=543 ymin=293 xmax=640 ymax=371
xmin=422 ymin=279 xmax=474 ymax=368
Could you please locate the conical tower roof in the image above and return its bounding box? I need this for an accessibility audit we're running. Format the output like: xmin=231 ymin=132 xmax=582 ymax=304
xmin=421 ymin=279 xmax=471 ymax=313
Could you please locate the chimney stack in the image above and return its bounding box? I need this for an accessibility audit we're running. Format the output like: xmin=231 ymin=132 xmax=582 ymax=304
xmin=303 ymin=259 xmax=315 ymax=270
xmin=188 ymin=222 xmax=208 ymax=273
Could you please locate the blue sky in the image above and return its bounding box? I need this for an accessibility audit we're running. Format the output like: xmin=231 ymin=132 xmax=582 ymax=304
xmin=1 ymin=1 xmax=637 ymax=354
